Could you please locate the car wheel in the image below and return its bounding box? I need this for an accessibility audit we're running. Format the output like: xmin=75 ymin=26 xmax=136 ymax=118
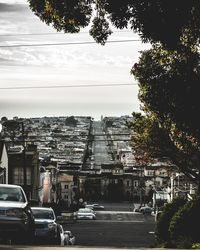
xmin=52 ymin=227 xmax=61 ymax=245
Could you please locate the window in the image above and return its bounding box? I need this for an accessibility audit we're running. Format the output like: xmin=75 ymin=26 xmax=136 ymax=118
xmin=26 ymin=168 xmax=31 ymax=185
xmin=147 ymin=170 xmax=154 ymax=176
xmin=13 ymin=167 xmax=31 ymax=185
xmin=64 ymin=184 xmax=68 ymax=189
xmin=127 ymin=181 xmax=130 ymax=187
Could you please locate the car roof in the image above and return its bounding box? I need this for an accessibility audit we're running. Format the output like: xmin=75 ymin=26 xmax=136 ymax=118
xmin=0 ymin=184 xmax=22 ymax=188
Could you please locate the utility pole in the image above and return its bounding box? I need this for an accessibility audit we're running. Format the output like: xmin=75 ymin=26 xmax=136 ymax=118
xmin=21 ymin=122 xmax=27 ymax=196
xmin=170 ymin=175 xmax=174 ymax=201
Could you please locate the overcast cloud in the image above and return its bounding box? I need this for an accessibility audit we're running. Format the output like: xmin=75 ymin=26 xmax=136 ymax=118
xmin=0 ymin=0 xmax=151 ymax=120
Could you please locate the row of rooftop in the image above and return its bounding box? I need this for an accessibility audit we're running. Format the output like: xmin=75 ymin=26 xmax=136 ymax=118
xmin=0 ymin=115 xmax=197 ymax=209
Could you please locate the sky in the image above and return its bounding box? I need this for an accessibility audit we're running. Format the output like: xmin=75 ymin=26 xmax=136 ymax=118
xmin=0 ymin=0 xmax=151 ymax=121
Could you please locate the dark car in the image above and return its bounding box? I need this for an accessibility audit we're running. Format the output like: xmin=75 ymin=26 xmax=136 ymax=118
xmin=31 ymin=207 xmax=60 ymax=244
xmin=0 ymin=184 xmax=35 ymax=243
xmin=139 ymin=206 xmax=152 ymax=215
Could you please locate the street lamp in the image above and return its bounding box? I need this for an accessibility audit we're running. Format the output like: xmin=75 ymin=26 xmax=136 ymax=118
xmin=1 ymin=119 xmax=27 ymax=195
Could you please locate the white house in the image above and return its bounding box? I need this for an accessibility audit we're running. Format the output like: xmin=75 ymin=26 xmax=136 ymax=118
xmin=0 ymin=141 xmax=8 ymax=184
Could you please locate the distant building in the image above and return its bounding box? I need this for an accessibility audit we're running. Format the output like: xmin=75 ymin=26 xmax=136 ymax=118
xmin=8 ymin=144 xmax=39 ymax=200
xmin=58 ymin=174 xmax=76 ymax=209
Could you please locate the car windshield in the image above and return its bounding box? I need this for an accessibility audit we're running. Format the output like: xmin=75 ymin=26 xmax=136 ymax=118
xmin=0 ymin=187 xmax=25 ymax=202
xmin=32 ymin=209 xmax=55 ymax=220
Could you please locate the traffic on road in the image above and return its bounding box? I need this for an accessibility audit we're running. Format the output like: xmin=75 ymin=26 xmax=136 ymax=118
xmin=0 ymin=185 xmax=155 ymax=248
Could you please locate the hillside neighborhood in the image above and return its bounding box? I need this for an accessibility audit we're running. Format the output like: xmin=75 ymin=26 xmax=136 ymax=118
xmin=1 ymin=0 xmax=200 ymax=249
xmin=0 ymin=116 xmax=196 ymax=213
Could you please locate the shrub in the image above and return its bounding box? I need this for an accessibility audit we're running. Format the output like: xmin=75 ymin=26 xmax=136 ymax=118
xmin=175 ymin=236 xmax=193 ymax=249
xmin=169 ymin=195 xmax=200 ymax=247
xmin=155 ymin=197 xmax=187 ymax=247
xmin=192 ymin=243 xmax=200 ymax=249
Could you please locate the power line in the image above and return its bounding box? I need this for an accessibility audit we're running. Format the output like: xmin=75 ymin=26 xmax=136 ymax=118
xmin=4 ymin=139 xmax=132 ymax=143
xmin=0 ymin=30 xmax=134 ymax=37
xmin=0 ymin=39 xmax=141 ymax=48
xmin=0 ymin=83 xmax=138 ymax=90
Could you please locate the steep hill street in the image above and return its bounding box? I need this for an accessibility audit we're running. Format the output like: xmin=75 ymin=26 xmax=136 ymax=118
xmin=92 ymin=121 xmax=113 ymax=167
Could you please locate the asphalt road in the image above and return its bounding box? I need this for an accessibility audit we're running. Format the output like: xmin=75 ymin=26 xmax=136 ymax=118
xmin=0 ymin=203 xmax=156 ymax=249
xmin=93 ymin=121 xmax=113 ymax=165
xmin=63 ymin=211 xmax=155 ymax=248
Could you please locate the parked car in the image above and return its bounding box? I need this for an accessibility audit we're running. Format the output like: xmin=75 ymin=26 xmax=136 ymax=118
xmin=76 ymin=208 xmax=96 ymax=220
xmin=85 ymin=204 xmax=94 ymax=210
xmin=91 ymin=204 xmax=105 ymax=210
xmin=79 ymin=208 xmax=96 ymax=215
xmin=0 ymin=184 xmax=35 ymax=243
xmin=31 ymin=207 xmax=60 ymax=244
xmin=64 ymin=230 xmax=75 ymax=245
xmin=139 ymin=206 xmax=152 ymax=215
xmin=57 ymin=224 xmax=68 ymax=246
xmin=133 ymin=206 xmax=141 ymax=212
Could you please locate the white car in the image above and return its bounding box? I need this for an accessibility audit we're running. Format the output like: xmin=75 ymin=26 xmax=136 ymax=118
xmin=0 ymin=184 xmax=35 ymax=243
xmin=79 ymin=208 xmax=96 ymax=215
xmin=85 ymin=204 xmax=95 ymax=210
xmin=91 ymin=204 xmax=105 ymax=210
xmin=58 ymin=224 xmax=69 ymax=246
xmin=76 ymin=209 xmax=96 ymax=220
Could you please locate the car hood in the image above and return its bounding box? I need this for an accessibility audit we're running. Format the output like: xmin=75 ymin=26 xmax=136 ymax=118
xmin=0 ymin=201 xmax=27 ymax=209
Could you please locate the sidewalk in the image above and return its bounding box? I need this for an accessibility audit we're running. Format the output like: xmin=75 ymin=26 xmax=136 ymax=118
xmin=0 ymin=246 xmax=184 ymax=250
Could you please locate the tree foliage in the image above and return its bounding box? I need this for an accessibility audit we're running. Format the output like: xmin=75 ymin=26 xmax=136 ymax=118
xmin=129 ymin=112 xmax=175 ymax=165
xmin=131 ymin=47 xmax=200 ymax=149
xmin=155 ymin=197 xmax=187 ymax=247
xmin=169 ymin=196 xmax=200 ymax=246
xmin=28 ymin=0 xmax=93 ymax=33
xmin=129 ymin=112 xmax=200 ymax=184
xmin=28 ymin=0 xmax=200 ymax=48
xmin=65 ymin=116 xmax=78 ymax=126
